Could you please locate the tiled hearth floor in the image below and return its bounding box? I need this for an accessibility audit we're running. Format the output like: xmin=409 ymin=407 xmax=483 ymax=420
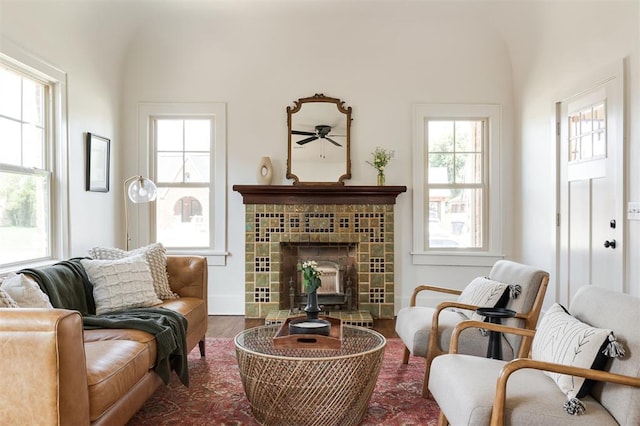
xmin=264 ymin=309 xmax=374 ymax=328
xmin=207 ymin=315 xmax=397 ymax=339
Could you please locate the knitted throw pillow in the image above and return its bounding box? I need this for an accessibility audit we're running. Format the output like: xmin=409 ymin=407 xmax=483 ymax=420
xmin=81 ymin=255 xmax=162 ymax=315
xmin=89 ymin=243 xmax=178 ymax=300
xmin=0 ymin=287 xmax=19 ymax=308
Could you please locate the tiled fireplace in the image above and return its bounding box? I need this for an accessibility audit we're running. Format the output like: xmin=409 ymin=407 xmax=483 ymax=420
xmin=233 ymin=185 xmax=406 ymax=319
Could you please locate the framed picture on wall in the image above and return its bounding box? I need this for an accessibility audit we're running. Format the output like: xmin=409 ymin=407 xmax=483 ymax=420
xmin=85 ymin=132 xmax=111 ymax=192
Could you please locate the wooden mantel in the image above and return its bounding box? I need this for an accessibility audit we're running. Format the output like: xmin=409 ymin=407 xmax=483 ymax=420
xmin=232 ymin=185 xmax=407 ymax=205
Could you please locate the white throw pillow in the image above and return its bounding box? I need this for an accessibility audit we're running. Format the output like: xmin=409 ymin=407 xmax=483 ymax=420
xmin=81 ymin=255 xmax=162 ymax=315
xmin=89 ymin=243 xmax=178 ymax=300
xmin=456 ymin=276 xmax=510 ymax=321
xmin=0 ymin=272 xmax=53 ymax=308
xmin=0 ymin=287 xmax=19 ymax=308
xmin=532 ymin=303 xmax=613 ymax=399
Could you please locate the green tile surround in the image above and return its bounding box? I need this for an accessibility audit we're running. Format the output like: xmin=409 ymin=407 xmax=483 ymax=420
xmin=244 ymin=203 xmax=396 ymax=319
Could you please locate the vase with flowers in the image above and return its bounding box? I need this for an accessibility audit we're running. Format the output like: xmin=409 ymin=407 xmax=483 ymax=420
xmin=290 ymin=260 xmax=331 ymax=336
xmin=366 ymin=147 xmax=393 ymax=186
xmin=300 ymin=260 xmax=322 ymax=319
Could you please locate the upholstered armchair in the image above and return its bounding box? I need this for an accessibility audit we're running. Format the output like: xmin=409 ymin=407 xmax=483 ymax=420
xmin=395 ymin=260 xmax=549 ymax=397
xmin=429 ymin=285 xmax=640 ymax=425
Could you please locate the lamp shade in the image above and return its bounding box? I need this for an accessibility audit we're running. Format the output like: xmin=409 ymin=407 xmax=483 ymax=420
xmin=127 ymin=176 xmax=157 ymax=203
xmin=124 ymin=175 xmax=157 ymax=250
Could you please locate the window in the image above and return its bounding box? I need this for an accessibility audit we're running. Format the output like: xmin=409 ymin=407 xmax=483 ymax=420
xmin=0 ymin=44 xmax=68 ymax=270
xmin=426 ymin=119 xmax=485 ymax=249
xmin=412 ymin=104 xmax=503 ymax=266
xmin=154 ymin=118 xmax=211 ymax=248
xmin=568 ymin=101 xmax=606 ymax=162
xmin=138 ymin=103 xmax=227 ymax=265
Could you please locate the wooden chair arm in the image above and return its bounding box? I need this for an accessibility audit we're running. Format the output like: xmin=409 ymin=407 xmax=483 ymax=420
xmin=490 ymin=358 xmax=640 ymax=426
xmin=449 ymin=320 xmax=536 ymax=354
xmin=435 ymin=301 xmax=482 ymax=312
xmin=431 ymin=301 xmax=486 ymax=329
xmin=410 ymin=285 xmax=462 ymax=307
xmin=429 ymin=302 xmax=503 ymax=355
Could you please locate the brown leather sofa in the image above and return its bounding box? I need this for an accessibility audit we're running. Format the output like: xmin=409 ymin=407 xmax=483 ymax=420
xmin=0 ymin=255 xmax=208 ymax=426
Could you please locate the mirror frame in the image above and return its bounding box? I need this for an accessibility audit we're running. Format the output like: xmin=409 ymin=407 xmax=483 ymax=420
xmin=286 ymin=94 xmax=352 ymax=185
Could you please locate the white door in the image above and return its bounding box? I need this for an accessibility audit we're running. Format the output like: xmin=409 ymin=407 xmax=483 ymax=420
xmin=557 ymin=63 xmax=625 ymax=306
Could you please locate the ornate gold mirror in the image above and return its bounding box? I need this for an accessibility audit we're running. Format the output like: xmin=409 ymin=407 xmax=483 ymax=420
xmin=287 ymin=94 xmax=352 ymax=185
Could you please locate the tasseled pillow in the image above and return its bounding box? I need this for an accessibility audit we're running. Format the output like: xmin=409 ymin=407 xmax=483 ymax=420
xmin=532 ymin=303 xmax=626 ymax=416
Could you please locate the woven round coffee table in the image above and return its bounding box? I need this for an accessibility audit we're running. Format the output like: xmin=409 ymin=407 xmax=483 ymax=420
xmin=234 ymin=324 xmax=386 ymax=426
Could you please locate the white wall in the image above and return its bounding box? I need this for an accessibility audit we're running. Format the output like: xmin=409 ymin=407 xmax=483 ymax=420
xmin=494 ymin=1 xmax=640 ymax=300
xmin=1 ymin=0 xmax=637 ymax=314
xmin=119 ymin=1 xmax=515 ymax=313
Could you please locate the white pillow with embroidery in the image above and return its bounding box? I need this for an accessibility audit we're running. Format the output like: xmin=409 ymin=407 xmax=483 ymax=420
xmin=89 ymin=243 xmax=177 ymax=300
xmin=0 ymin=272 xmax=53 ymax=308
xmin=455 ymin=276 xmax=511 ymax=321
xmin=81 ymin=255 xmax=162 ymax=315
xmin=532 ymin=303 xmax=625 ymax=415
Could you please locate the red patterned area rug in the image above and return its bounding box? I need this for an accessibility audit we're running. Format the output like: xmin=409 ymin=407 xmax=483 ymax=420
xmin=128 ymin=337 xmax=439 ymax=425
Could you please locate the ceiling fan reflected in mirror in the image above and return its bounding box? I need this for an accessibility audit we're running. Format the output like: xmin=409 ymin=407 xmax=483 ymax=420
xmin=286 ymin=93 xmax=352 ymax=185
xmin=292 ymin=124 xmax=343 ymax=147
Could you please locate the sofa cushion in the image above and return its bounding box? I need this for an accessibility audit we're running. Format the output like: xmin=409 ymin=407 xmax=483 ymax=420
xmin=81 ymin=256 xmax=162 ymax=315
xmin=83 ymin=328 xmax=158 ymax=367
xmin=159 ymin=297 xmax=205 ymax=326
xmin=532 ymin=303 xmax=614 ymax=399
xmin=89 ymin=243 xmax=178 ymax=300
xmin=84 ymin=339 xmax=153 ymax=422
xmin=82 ymin=298 xmax=205 ymax=364
xmin=1 ymin=272 xmax=53 ymax=308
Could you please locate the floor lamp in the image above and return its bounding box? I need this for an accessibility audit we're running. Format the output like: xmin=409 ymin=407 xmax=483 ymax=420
xmin=124 ymin=175 xmax=157 ymax=251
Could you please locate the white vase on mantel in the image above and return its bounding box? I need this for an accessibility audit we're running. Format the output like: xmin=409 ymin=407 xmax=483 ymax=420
xmin=256 ymin=156 xmax=273 ymax=185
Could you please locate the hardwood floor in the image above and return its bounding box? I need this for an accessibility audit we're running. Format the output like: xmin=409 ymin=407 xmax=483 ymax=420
xmin=206 ymin=316 xmax=399 ymax=339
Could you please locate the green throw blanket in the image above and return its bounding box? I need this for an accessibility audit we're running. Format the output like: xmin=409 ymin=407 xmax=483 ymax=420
xmin=21 ymin=258 xmax=96 ymax=315
xmin=84 ymin=307 xmax=188 ymax=386
xmin=21 ymin=259 xmax=189 ymax=386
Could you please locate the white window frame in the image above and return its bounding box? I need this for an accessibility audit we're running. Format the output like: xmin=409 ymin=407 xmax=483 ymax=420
xmin=138 ymin=103 xmax=228 ymax=266
xmin=0 ymin=38 xmax=69 ymax=273
xmin=412 ymin=104 xmax=503 ymax=266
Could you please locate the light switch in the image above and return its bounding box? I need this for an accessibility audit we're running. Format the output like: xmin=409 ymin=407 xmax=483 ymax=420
xmin=628 ymin=202 xmax=640 ymax=220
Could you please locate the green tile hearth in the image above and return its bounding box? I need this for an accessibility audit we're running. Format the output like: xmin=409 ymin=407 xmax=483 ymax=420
xmin=264 ymin=309 xmax=374 ymax=328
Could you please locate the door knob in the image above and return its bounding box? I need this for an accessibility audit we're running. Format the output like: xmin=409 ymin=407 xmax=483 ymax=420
xmin=604 ymin=239 xmax=616 ymax=249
